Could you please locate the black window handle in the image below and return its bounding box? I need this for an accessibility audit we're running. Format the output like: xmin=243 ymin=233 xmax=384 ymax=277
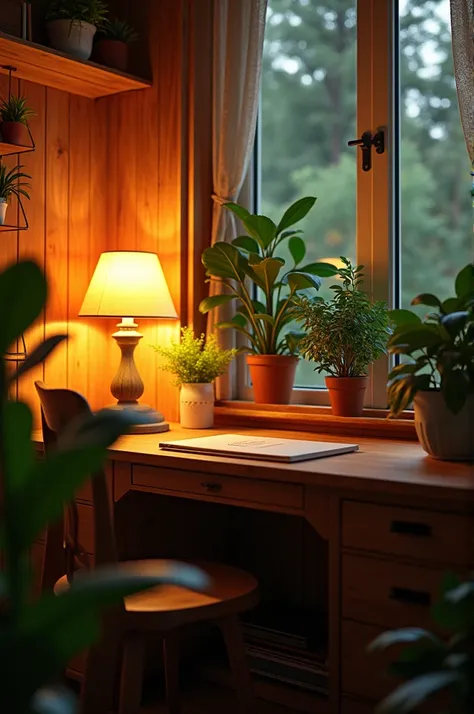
xmin=348 ymin=129 xmax=385 ymax=171
xmin=390 ymin=520 xmax=432 ymax=537
xmin=390 ymin=586 xmax=431 ymax=607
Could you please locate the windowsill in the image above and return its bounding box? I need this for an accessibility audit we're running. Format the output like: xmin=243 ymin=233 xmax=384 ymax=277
xmin=215 ymin=401 xmax=416 ymax=441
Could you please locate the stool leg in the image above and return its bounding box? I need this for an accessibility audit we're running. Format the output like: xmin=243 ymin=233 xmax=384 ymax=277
xmin=217 ymin=616 xmax=254 ymax=714
xmin=80 ymin=616 xmax=121 ymax=714
xmin=119 ymin=634 xmax=145 ymax=714
xmin=163 ymin=633 xmax=180 ymax=714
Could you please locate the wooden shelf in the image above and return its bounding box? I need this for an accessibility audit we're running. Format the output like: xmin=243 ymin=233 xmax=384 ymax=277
xmin=0 ymin=32 xmax=152 ymax=99
xmin=0 ymin=140 xmax=34 ymax=157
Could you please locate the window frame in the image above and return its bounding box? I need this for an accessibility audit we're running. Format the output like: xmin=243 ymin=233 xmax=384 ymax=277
xmin=237 ymin=0 xmax=397 ymax=408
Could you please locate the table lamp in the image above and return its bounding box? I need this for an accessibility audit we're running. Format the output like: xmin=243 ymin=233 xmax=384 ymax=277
xmin=79 ymin=250 xmax=178 ymax=434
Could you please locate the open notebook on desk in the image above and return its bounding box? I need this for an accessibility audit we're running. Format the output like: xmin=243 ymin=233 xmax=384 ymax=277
xmin=159 ymin=434 xmax=358 ymax=463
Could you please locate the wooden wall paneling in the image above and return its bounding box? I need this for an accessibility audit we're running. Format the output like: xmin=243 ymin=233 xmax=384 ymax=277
xmin=43 ymin=88 xmax=70 ymax=388
xmin=88 ymin=97 xmax=111 ymax=411
xmin=16 ymin=80 xmax=46 ymax=419
xmin=114 ymin=93 xmax=138 ymax=251
xmin=135 ymin=86 xmax=159 ymax=412
xmin=67 ymin=94 xmax=91 ymax=400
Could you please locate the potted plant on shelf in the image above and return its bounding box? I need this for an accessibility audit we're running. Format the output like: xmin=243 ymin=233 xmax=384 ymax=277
xmin=0 ymin=163 xmax=32 ymax=225
xmin=368 ymin=573 xmax=474 ymax=713
xmin=294 ymin=258 xmax=390 ymax=416
xmin=45 ymin=0 xmax=108 ymax=61
xmin=152 ymin=327 xmax=237 ymax=429
xmin=199 ymin=197 xmax=338 ymax=405
xmin=92 ymin=18 xmax=138 ymax=72
xmin=387 ymin=262 xmax=474 ymax=460
xmin=0 ymin=95 xmax=35 ymax=146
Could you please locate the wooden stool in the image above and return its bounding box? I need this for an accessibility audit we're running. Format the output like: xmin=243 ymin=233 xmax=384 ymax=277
xmin=35 ymin=381 xmax=260 ymax=714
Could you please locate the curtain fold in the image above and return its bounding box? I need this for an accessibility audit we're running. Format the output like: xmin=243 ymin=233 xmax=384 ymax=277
xmin=450 ymin=0 xmax=474 ymax=162
xmin=209 ymin=0 xmax=267 ymax=400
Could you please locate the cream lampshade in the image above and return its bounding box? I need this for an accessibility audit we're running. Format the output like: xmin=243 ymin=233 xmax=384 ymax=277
xmin=80 ymin=251 xmax=178 ymax=434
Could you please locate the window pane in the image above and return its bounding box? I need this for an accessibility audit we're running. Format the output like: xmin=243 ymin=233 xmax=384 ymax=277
xmin=399 ymin=0 xmax=473 ymax=309
xmin=260 ymin=0 xmax=357 ymax=388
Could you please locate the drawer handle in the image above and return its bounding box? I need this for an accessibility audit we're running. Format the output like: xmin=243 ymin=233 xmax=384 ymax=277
xmin=389 ymin=586 xmax=431 ymax=607
xmin=390 ymin=520 xmax=432 ymax=537
xmin=200 ymin=482 xmax=222 ymax=493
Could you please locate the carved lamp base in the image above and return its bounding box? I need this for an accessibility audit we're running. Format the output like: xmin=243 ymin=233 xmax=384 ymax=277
xmin=110 ymin=318 xmax=169 ymax=434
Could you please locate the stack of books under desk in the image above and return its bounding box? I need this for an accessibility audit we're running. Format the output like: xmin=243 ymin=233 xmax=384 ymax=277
xmin=241 ymin=605 xmax=328 ymax=696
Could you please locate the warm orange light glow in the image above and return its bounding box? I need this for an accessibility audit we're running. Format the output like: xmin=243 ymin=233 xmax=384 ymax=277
xmin=79 ymin=251 xmax=178 ymax=319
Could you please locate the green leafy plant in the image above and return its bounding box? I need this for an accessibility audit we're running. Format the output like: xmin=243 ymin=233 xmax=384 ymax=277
xmin=152 ymin=327 xmax=237 ymax=386
xmin=97 ymin=18 xmax=138 ymax=43
xmin=387 ymin=263 xmax=474 ymax=417
xmin=294 ymin=257 xmax=390 ymax=376
xmin=369 ymin=573 xmax=474 ymax=714
xmin=0 ymin=260 xmax=208 ymax=714
xmin=45 ymin=0 xmax=108 ymax=27
xmin=0 ymin=96 xmax=36 ymax=125
xmin=198 ymin=197 xmax=339 ymax=355
xmin=0 ymin=163 xmax=32 ymax=202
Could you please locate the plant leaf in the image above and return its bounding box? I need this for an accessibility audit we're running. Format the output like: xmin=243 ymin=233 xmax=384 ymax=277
xmin=411 ymin=293 xmax=442 ymax=310
xmin=388 ymin=309 xmax=421 ymax=327
xmin=368 ymin=628 xmax=439 ymax=653
xmin=441 ymin=370 xmax=469 ymax=414
xmin=223 ymin=202 xmax=251 ymax=223
xmin=198 ymin=293 xmax=235 ymax=314
xmin=454 ymin=263 xmax=474 ymax=299
xmin=0 ymin=261 xmax=47 ymax=355
xmin=289 ymin=236 xmax=306 ymax=266
xmin=250 ymin=258 xmax=285 ymax=298
xmin=376 ymin=671 xmax=459 ymax=714
xmin=232 ymin=235 xmax=260 ymax=254
xmin=202 ymin=242 xmax=246 ymax=280
xmin=299 ymin=262 xmax=339 ymax=278
xmin=287 ymin=272 xmax=322 ymax=291
xmin=12 ymin=335 xmax=68 ymax=382
xmin=277 ymin=197 xmax=316 ymax=233
xmin=243 ymin=215 xmax=277 ymax=248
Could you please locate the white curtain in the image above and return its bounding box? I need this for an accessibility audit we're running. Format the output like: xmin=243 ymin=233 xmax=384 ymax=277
xmin=450 ymin=0 xmax=474 ymax=162
xmin=209 ymin=0 xmax=267 ymax=400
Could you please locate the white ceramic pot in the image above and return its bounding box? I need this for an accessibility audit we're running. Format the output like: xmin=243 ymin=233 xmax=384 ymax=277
xmin=0 ymin=200 xmax=7 ymax=225
xmin=180 ymin=383 xmax=214 ymax=429
xmin=414 ymin=391 xmax=474 ymax=461
xmin=47 ymin=19 xmax=97 ymax=60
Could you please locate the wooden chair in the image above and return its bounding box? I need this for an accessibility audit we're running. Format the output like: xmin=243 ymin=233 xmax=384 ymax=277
xmin=35 ymin=381 xmax=259 ymax=714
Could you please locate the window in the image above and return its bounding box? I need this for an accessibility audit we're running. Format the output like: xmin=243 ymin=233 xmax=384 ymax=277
xmin=244 ymin=0 xmax=472 ymax=408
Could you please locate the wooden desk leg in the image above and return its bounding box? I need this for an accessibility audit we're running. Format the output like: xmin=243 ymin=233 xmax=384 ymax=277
xmin=80 ymin=613 xmax=122 ymax=714
xmin=217 ymin=616 xmax=254 ymax=714
xmin=163 ymin=633 xmax=181 ymax=714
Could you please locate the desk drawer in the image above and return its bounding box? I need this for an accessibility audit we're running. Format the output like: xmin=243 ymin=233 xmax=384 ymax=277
xmin=342 ymin=553 xmax=443 ymax=630
xmin=132 ymin=465 xmax=303 ymax=511
xmin=342 ymin=501 xmax=473 ymax=565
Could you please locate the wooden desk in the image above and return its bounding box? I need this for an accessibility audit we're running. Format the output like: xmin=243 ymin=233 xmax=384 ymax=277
xmin=33 ymin=426 xmax=474 ymax=714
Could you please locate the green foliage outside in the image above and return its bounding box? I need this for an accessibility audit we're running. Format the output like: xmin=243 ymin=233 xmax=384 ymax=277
xmin=0 ymin=96 xmax=36 ymax=126
xmin=152 ymin=327 xmax=237 ymax=386
xmin=199 ymin=198 xmax=338 ymax=355
xmin=261 ymin=0 xmax=472 ymax=385
xmin=295 ymin=258 xmax=390 ymax=377
xmin=369 ymin=573 xmax=474 ymax=713
xmin=387 ymin=263 xmax=474 ymax=416
xmin=0 ymin=261 xmax=208 ymax=714
xmin=45 ymin=0 xmax=108 ymax=27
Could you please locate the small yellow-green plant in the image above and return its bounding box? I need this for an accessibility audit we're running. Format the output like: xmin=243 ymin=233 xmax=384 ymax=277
xmin=152 ymin=327 xmax=237 ymax=386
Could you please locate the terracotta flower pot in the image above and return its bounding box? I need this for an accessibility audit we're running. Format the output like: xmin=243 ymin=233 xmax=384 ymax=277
xmin=325 ymin=376 xmax=368 ymax=417
xmin=1 ymin=121 xmax=25 ymax=145
xmin=414 ymin=391 xmax=474 ymax=461
xmin=93 ymin=39 xmax=129 ymax=72
xmin=247 ymin=354 xmax=298 ymax=405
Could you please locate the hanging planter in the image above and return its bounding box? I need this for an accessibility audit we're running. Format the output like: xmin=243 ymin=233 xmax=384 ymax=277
xmin=0 ymin=163 xmax=32 ymax=229
xmin=45 ymin=0 xmax=108 ymax=61
xmin=0 ymin=95 xmax=36 ymax=147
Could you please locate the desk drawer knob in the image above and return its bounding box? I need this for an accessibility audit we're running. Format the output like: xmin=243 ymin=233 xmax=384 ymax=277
xmin=389 ymin=586 xmax=431 ymax=607
xmin=200 ymin=482 xmax=222 ymax=493
xmin=390 ymin=520 xmax=432 ymax=538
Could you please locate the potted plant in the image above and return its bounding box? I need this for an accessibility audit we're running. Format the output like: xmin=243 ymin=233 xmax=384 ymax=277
xmin=0 ymin=163 xmax=32 ymax=225
xmin=294 ymin=258 xmax=390 ymax=416
xmin=387 ymin=263 xmax=474 ymax=460
xmin=93 ymin=18 xmax=138 ymax=72
xmin=199 ymin=197 xmax=338 ymax=404
xmin=369 ymin=573 xmax=474 ymax=713
xmin=45 ymin=0 xmax=108 ymax=61
xmin=153 ymin=327 xmax=237 ymax=428
xmin=0 ymin=95 xmax=35 ymax=146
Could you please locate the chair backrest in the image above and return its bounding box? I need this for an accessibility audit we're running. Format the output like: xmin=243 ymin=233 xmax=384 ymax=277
xmin=35 ymin=381 xmax=118 ymax=585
